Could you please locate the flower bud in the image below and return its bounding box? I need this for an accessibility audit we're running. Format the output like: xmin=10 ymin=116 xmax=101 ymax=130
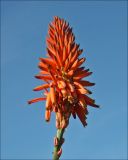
xmin=57 ymin=148 xmax=62 ymax=157
xmin=61 ymin=137 xmax=65 ymax=145
xmin=54 ymin=137 xmax=59 ymax=146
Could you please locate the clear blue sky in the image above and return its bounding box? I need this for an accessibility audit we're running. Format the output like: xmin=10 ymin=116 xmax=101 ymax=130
xmin=1 ymin=1 xmax=127 ymax=159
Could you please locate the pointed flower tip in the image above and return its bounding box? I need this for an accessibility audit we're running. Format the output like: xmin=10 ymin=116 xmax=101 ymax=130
xmin=45 ymin=119 xmax=50 ymax=122
xmin=88 ymin=90 xmax=92 ymax=94
xmin=28 ymin=101 xmax=32 ymax=105
xmin=83 ymin=122 xmax=87 ymax=127
xmin=34 ymin=75 xmax=38 ymax=78
xmin=95 ymin=104 xmax=100 ymax=108
xmin=39 ymin=57 xmax=42 ymax=61
xmin=97 ymin=105 xmax=101 ymax=109
xmin=84 ymin=124 xmax=87 ymax=127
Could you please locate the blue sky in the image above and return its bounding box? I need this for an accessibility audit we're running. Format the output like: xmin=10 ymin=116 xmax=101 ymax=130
xmin=1 ymin=1 xmax=127 ymax=159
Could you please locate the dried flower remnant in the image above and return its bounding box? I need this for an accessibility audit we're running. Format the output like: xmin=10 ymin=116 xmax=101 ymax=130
xmin=28 ymin=16 xmax=99 ymax=160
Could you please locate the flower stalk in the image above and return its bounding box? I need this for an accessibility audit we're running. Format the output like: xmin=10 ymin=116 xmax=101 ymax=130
xmin=53 ymin=128 xmax=65 ymax=160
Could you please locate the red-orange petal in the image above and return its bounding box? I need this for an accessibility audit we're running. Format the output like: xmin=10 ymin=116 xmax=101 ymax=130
xmin=46 ymin=92 xmax=52 ymax=110
xmin=28 ymin=97 xmax=46 ymax=104
xmin=76 ymin=88 xmax=91 ymax=95
xmin=81 ymin=94 xmax=99 ymax=108
xmin=50 ymin=86 xmax=56 ymax=104
xmin=35 ymin=75 xmax=52 ymax=81
xmin=76 ymin=80 xmax=95 ymax=86
xmin=33 ymin=84 xmax=49 ymax=91
xmin=45 ymin=110 xmax=51 ymax=122
xmin=75 ymin=105 xmax=87 ymax=127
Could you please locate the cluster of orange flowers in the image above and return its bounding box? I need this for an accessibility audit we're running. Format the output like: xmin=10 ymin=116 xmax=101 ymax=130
xmin=28 ymin=16 xmax=99 ymax=129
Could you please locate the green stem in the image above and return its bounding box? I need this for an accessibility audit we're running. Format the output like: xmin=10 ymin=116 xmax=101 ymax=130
xmin=53 ymin=128 xmax=65 ymax=160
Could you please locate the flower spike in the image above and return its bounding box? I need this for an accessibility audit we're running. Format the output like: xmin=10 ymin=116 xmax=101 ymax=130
xmin=28 ymin=16 xmax=99 ymax=160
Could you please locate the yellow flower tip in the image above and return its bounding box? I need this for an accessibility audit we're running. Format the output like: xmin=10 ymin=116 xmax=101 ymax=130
xmin=68 ymin=96 xmax=73 ymax=104
xmin=57 ymin=80 xmax=66 ymax=89
xmin=61 ymin=89 xmax=67 ymax=97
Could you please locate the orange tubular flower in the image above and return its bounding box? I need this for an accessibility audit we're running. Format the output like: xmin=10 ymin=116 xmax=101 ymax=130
xmin=28 ymin=16 xmax=99 ymax=160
